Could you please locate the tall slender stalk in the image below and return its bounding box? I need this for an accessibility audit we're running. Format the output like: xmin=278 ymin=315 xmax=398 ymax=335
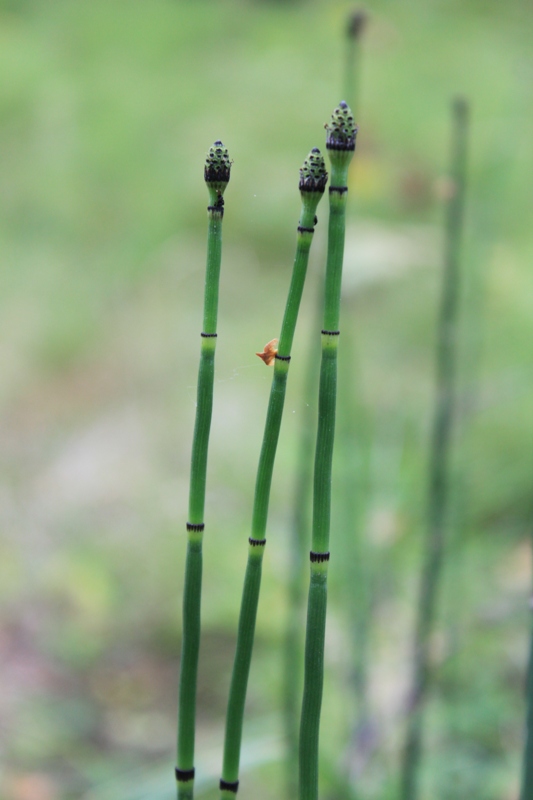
xmin=336 ymin=308 xmax=375 ymax=786
xmin=344 ymin=9 xmax=367 ymax=112
xmin=219 ymin=150 xmax=328 ymax=800
xmin=339 ymin=8 xmax=373 ymax=791
xmin=521 ymin=577 xmax=533 ymax=800
xmin=399 ymin=97 xmax=469 ymax=800
xmin=283 ymin=319 xmax=318 ymax=799
xmin=282 ymin=16 xmax=368 ymax=797
xmin=176 ymin=142 xmax=231 ymax=800
xmin=299 ymin=102 xmax=357 ymax=800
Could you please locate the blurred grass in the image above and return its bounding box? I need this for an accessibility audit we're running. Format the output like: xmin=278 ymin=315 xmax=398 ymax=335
xmin=0 ymin=0 xmax=533 ymax=798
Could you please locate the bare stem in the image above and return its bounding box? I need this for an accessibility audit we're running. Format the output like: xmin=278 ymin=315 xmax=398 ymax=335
xmin=399 ymin=97 xmax=469 ymax=800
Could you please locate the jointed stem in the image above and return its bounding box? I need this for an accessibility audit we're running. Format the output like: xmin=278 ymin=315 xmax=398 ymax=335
xmin=220 ymin=151 xmax=327 ymax=799
xmin=299 ymin=102 xmax=357 ymax=800
xmin=299 ymin=186 xmax=347 ymax=800
xmin=300 ymin=562 xmax=328 ymax=799
xmin=177 ymin=539 xmax=202 ymax=800
xmin=289 ymin=36 xmax=367 ymax=797
xmin=176 ymin=144 xmax=231 ymax=800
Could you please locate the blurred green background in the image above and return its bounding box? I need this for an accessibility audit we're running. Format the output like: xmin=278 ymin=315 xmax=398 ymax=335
xmin=1 ymin=0 xmax=533 ymax=798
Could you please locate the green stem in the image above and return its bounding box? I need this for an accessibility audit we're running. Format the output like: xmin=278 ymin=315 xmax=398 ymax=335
xmin=176 ymin=143 xmax=231 ymax=800
xmin=283 ymin=290 xmax=321 ymax=799
xmin=521 ymin=584 xmax=533 ymax=800
xmin=336 ymin=309 xmax=374 ymax=783
xmin=300 ymin=561 xmax=328 ymax=800
xmin=299 ymin=102 xmax=357 ymax=800
xmin=342 ymin=13 xmax=369 ymax=781
xmin=220 ymin=151 xmax=327 ymax=800
xmin=344 ymin=9 xmax=367 ymax=114
xmin=400 ymin=98 xmax=469 ymax=800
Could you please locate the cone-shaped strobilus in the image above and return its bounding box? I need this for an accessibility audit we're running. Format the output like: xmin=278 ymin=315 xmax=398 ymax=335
xmin=299 ymin=102 xmax=357 ymax=800
xmin=219 ymin=150 xmax=328 ymax=800
xmin=176 ymin=142 xmax=231 ymax=800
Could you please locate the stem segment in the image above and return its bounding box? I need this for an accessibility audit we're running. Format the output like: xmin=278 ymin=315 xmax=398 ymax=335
xmin=521 ymin=585 xmax=533 ymax=800
xmin=299 ymin=102 xmax=357 ymax=800
xmin=283 ymin=298 xmax=320 ymax=799
xmin=220 ymin=150 xmax=328 ymax=800
xmin=336 ymin=313 xmax=375 ymax=785
xmin=400 ymin=98 xmax=469 ymax=800
xmin=344 ymin=9 xmax=367 ymax=114
xmin=176 ymin=142 xmax=231 ymax=800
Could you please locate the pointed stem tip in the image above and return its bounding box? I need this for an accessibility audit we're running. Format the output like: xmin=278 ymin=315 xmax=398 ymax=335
xmin=325 ymin=102 xmax=358 ymax=152
xmin=299 ymin=148 xmax=328 ymax=194
xmin=204 ymin=141 xmax=232 ymax=195
xmin=347 ymin=9 xmax=367 ymax=40
xmin=452 ymin=95 xmax=469 ymax=122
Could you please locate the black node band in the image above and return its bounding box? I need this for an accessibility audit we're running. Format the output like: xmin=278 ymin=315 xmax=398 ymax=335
xmin=249 ymin=537 xmax=266 ymax=546
xmin=321 ymin=329 xmax=340 ymax=336
xmin=326 ymin=142 xmax=356 ymax=152
xmin=310 ymin=551 xmax=330 ymax=563
xmin=298 ymin=225 xmax=315 ymax=234
xmin=201 ymin=332 xmax=218 ymax=338
xmin=187 ymin=522 xmax=205 ymax=532
xmin=329 ymin=185 xmax=348 ymax=194
xmin=220 ymin=779 xmax=239 ymax=793
xmin=275 ymin=354 xmax=291 ymax=362
xmin=176 ymin=767 xmax=195 ymax=782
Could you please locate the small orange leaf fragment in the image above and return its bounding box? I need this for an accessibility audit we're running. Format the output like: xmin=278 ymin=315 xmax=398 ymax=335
xmin=256 ymin=338 xmax=278 ymax=366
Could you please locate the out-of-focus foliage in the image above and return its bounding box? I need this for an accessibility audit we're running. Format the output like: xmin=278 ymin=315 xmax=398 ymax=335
xmin=0 ymin=1 xmax=532 ymax=799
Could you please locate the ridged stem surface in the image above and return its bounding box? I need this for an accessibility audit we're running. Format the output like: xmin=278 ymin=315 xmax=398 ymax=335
xmin=177 ymin=185 xmax=225 ymax=800
xmin=299 ymin=157 xmax=351 ymax=800
xmin=220 ymin=192 xmax=324 ymax=800
xmin=400 ymin=99 xmax=468 ymax=800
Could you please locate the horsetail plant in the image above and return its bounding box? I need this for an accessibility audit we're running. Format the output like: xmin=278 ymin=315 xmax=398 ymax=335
xmin=400 ymin=97 xmax=469 ymax=800
xmin=283 ymin=19 xmax=368 ymax=798
xmin=299 ymin=101 xmax=357 ymax=800
xmin=219 ymin=149 xmax=328 ymax=800
xmin=341 ymin=13 xmax=375 ymax=785
xmin=176 ymin=141 xmax=231 ymax=800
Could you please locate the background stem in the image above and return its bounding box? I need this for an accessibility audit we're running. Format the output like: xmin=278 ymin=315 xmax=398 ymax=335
xmin=399 ymin=98 xmax=469 ymax=800
xmin=344 ymin=9 xmax=367 ymax=112
xmin=521 ymin=582 xmax=533 ymax=800
xmin=283 ymin=308 xmax=318 ymax=799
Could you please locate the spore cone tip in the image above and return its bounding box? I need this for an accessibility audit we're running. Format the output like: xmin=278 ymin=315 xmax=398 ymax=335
xmin=325 ymin=102 xmax=357 ymax=151
xmin=204 ymin=140 xmax=231 ymax=193
xmin=299 ymin=147 xmax=328 ymax=193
